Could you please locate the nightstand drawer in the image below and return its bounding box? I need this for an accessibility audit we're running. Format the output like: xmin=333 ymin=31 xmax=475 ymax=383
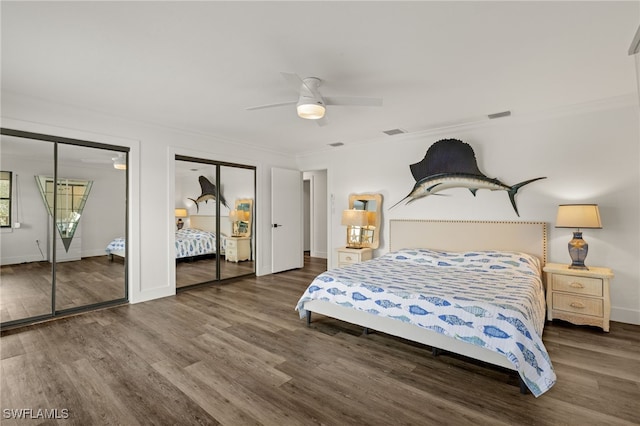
xmin=552 ymin=293 xmax=603 ymax=317
xmin=339 ymin=251 xmax=359 ymax=264
xmin=552 ymin=274 xmax=602 ymax=297
xmin=226 ymin=239 xmax=238 ymax=249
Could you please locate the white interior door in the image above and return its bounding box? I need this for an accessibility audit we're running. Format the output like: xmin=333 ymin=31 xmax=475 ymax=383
xmin=271 ymin=167 xmax=303 ymax=273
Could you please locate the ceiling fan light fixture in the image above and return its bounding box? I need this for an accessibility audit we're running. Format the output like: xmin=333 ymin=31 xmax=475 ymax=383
xmin=296 ymin=100 xmax=325 ymax=120
xmin=113 ymin=155 xmax=127 ymax=170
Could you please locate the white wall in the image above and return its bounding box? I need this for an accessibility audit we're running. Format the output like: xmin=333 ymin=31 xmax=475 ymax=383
xmin=297 ymin=96 xmax=640 ymax=325
xmin=303 ymin=170 xmax=328 ymax=258
xmin=1 ymin=93 xmax=297 ymax=304
xmin=0 ymin=145 xmax=126 ymax=264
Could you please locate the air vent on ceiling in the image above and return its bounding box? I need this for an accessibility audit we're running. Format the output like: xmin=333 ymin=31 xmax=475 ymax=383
xmin=382 ymin=128 xmax=407 ymax=136
xmin=487 ymin=111 xmax=511 ymax=120
xmin=329 ymin=142 xmax=344 ymax=147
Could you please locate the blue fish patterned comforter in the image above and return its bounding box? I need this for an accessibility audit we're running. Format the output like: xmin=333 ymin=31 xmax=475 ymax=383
xmin=105 ymin=228 xmax=223 ymax=258
xmin=105 ymin=237 xmax=125 ymax=255
xmin=295 ymin=249 xmax=556 ymax=397
xmin=175 ymin=228 xmax=219 ymax=258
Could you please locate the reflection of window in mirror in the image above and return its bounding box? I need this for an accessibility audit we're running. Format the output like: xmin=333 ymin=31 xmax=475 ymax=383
xmin=36 ymin=176 xmax=93 ymax=250
xmin=348 ymin=193 xmax=382 ymax=249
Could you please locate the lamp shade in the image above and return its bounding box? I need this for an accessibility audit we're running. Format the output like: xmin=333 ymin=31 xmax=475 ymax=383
xmin=229 ymin=209 xmax=239 ymax=222
xmin=367 ymin=211 xmax=376 ymax=227
xmin=341 ymin=209 xmax=368 ymax=227
xmin=555 ymin=204 xmax=602 ymax=229
xmin=174 ymin=208 xmax=188 ymax=218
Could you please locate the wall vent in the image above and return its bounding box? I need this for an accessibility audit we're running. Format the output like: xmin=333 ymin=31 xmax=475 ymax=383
xmin=382 ymin=128 xmax=407 ymax=136
xmin=487 ymin=111 xmax=511 ymax=120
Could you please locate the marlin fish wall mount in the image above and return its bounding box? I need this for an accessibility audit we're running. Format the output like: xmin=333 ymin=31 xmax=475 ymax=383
xmin=391 ymin=139 xmax=546 ymax=216
xmin=188 ymin=175 xmax=229 ymax=212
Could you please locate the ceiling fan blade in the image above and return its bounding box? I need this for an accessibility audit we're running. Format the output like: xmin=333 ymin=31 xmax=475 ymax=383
xmin=315 ymin=116 xmax=328 ymax=127
xmin=246 ymin=100 xmax=297 ymax=111
xmin=324 ymin=96 xmax=383 ymax=107
xmin=280 ymin=72 xmax=306 ymax=91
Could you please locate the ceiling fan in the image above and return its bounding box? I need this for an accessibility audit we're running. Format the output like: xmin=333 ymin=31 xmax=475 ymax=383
xmin=246 ymin=72 xmax=383 ymax=126
xmin=80 ymin=153 xmax=127 ymax=170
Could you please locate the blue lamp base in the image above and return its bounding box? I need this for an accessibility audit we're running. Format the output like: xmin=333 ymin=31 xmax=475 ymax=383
xmin=568 ymin=231 xmax=589 ymax=270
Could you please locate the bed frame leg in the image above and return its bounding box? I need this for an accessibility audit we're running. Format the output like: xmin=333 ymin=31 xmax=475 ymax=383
xmin=432 ymin=347 xmax=441 ymax=357
xmin=363 ymin=327 xmax=369 ymax=335
xmin=306 ymin=311 xmax=311 ymax=327
xmin=519 ymin=376 xmax=528 ymax=394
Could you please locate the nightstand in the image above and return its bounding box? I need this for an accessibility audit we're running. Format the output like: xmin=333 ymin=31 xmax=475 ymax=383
xmin=543 ymin=263 xmax=614 ymax=332
xmin=225 ymin=236 xmax=251 ymax=262
xmin=337 ymin=247 xmax=373 ymax=267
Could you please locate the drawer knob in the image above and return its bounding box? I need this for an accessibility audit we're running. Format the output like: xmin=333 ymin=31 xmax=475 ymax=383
xmin=570 ymin=302 xmax=585 ymax=309
xmin=569 ymin=282 xmax=584 ymax=289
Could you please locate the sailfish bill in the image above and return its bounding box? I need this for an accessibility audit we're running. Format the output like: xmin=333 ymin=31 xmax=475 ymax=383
xmin=391 ymin=139 xmax=546 ymax=216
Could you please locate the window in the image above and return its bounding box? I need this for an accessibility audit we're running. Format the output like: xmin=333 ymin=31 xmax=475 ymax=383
xmin=0 ymin=171 xmax=11 ymax=227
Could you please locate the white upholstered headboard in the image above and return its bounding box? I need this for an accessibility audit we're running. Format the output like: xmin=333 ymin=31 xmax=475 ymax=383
xmin=389 ymin=220 xmax=547 ymax=265
xmin=189 ymin=215 xmax=231 ymax=236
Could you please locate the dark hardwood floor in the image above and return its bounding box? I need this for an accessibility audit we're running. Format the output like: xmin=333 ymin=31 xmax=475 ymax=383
xmin=1 ymin=255 xmax=639 ymax=425
xmin=0 ymin=256 xmax=126 ymax=323
xmin=0 ymin=255 xmax=255 ymax=323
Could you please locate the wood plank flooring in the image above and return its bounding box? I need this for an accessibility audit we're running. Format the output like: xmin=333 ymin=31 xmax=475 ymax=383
xmin=1 ymin=255 xmax=639 ymax=425
xmin=0 ymin=255 xmax=254 ymax=323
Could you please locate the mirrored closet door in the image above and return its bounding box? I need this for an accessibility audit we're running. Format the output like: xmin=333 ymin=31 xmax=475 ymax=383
xmin=0 ymin=135 xmax=54 ymax=324
xmin=54 ymin=143 xmax=127 ymax=312
xmin=175 ymin=156 xmax=255 ymax=289
xmin=0 ymin=129 xmax=128 ymax=328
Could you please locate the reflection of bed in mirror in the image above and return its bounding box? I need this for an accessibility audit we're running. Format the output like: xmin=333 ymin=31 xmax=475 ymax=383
xmin=105 ymin=215 xmax=231 ymax=261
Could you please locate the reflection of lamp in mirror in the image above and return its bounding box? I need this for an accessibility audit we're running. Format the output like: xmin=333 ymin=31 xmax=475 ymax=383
xmin=113 ymin=154 xmax=127 ymax=170
xmin=175 ymin=208 xmax=188 ymax=230
xmin=341 ymin=209 xmax=368 ymax=249
xmin=229 ymin=209 xmax=239 ymax=236
xmin=555 ymin=204 xmax=602 ymax=270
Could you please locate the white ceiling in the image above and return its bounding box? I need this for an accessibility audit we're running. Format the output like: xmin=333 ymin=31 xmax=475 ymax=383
xmin=2 ymin=1 xmax=638 ymax=157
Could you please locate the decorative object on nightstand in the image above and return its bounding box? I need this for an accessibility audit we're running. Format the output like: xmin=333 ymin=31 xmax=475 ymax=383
xmin=544 ymin=263 xmax=614 ymax=332
xmin=337 ymin=246 xmax=373 ymax=268
xmin=229 ymin=209 xmax=240 ymax=236
xmin=341 ymin=209 xmax=369 ymax=249
xmin=225 ymin=236 xmax=251 ymax=262
xmin=555 ymin=204 xmax=602 ymax=270
xmin=175 ymin=208 xmax=187 ymax=230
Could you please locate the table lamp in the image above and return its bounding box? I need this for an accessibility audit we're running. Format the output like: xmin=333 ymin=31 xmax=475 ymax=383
xmin=341 ymin=209 xmax=368 ymax=249
xmin=175 ymin=208 xmax=188 ymax=230
xmin=555 ymin=204 xmax=602 ymax=270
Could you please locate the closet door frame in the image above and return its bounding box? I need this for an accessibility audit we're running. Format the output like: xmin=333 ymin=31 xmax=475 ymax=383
xmin=0 ymin=128 xmax=129 ymax=329
xmin=174 ymin=155 xmax=256 ymax=290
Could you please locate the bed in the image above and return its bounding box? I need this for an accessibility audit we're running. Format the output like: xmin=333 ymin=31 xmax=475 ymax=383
xmin=295 ymin=220 xmax=556 ymax=397
xmin=105 ymin=214 xmax=230 ymax=260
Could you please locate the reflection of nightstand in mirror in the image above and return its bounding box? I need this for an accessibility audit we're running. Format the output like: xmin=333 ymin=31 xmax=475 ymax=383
xmin=337 ymin=247 xmax=372 ymax=267
xmin=226 ymin=236 xmax=251 ymax=262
